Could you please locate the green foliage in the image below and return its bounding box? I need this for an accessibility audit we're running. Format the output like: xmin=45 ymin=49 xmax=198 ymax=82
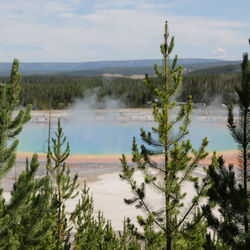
xmin=0 ymin=59 xmax=36 ymax=248
xmin=173 ymin=209 xmax=209 ymax=250
xmin=0 ymin=154 xmax=53 ymax=249
xmin=120 ymin=21 xmax=208 ymax=249
xmin=71 ymin=183 xmax=120 ymax=249
xmin=0 ymin=69 xmax=241 ymax=109
xmin=203 ymin=155 xmax=249 ymax=249
xmin=17 ymin=75 xmax=150 ymax=109
xmin=118 ymin=218 xmax=142 ymax=249
xmin=71 ymin=183 xmax=143 ymax=249
xmin=0 ymin=59 xmax=31 ymax=178
xmin=179 ymin=74 xmax=240 ymax=104
xmin=203 ymin=51 xmax=250 ymax=249
xmin=47 ymin=119 xmax=79 ymax=249
xmin=203 ymin=233 xmax=229 ymax=250
xmin=188 ymin=63 xmax=241 ymax=76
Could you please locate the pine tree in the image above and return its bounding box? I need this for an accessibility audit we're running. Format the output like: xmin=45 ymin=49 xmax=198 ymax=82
xmin=47 ymin=119 xmax=79 ymax=249
xmin=0 ymin=59 xmax=32 ymax=247
xmin=71 ymin=183 xmax=127 ymax=249
xmin=202 ymin=155 xmax=245 ymax=249
xmin=118 ymin=218 xmax=142 ymax=249
xmin=47 ymin=119 xmax=138 ymax=249
xmin=228 ymin=51 xmax=249 ymax=244
xmin=0 ymin=154 xmax=53 ymax=249
xmin=203 ymin=48 xmax=250 ymax=249
xmin=120 ymin=21 xmax=208 ymax=250
xmin=0 ymin=59 xmax=31 ymax=179
xmin=71 ymin=184 xmax=97 ymax=249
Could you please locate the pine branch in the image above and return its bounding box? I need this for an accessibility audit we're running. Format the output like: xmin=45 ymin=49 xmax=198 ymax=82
xmin=174 ymin=181 xmax=207 ymax=232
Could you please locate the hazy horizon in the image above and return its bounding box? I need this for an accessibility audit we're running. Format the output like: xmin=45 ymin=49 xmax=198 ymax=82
xmin=0 ymin=57 xmax=241 ymax=64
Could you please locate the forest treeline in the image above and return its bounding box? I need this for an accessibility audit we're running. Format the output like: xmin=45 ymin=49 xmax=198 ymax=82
xmin=0 ymin=71 xmax=241 ymax=109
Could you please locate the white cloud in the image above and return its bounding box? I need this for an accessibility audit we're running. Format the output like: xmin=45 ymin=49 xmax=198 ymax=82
xmin=168 ymin=15 xmax=246 ymax=47
xmin=65 ymin=0 xmax=81 ymax=4
xmin=41 ymin=1 xmax=76 ymax=16
xmin=94 ymin=0 xmax=135 ymax=9
xmin=0 ymin=1 xmax=248 ymax=61
xmin=212 ymin=47 xmax=227 ymax=58
xmin=59 ymin=12 xmax=76 ymax=19
xmin=213 ymin=48 xmax=227 ymax=54
xmin=0 ymin=1 xmax=80 ymax=19
xmin=94 ymin=0 xmax=166 ymax=10
xmin=93 ymin=0 xmax=213 ymax=11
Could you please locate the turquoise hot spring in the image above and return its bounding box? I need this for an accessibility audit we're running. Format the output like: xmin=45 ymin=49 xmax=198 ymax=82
xmin=17 ymin=116 xmax=237 ymax=155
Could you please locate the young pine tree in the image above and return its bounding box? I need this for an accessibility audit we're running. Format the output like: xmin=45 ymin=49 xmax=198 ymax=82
xmin=0 ymin=59 xmax=33 ymax=247
xmin=47 ymin=119 xmax=137 ymax=249
xmin=71 ymin=184 xmax=120 ymax=249
xmin=0 ymin=154 xmax=52 ymax=249
xmin=203 ymin=48 xmax=250 ymax=249
xmin=0 ymin=59 xmax=31 ymax=179
xmin=71 ymin=184 xmax=142 ymax=249
xmin=47 ymin=119 xmax=79 ymax=249
xmin=227 ymin=51 xmax=249 ymax=244
xmin=120 ymin=21 xmax=208 ymax=250
xmin=118 ymin=218 xmax=142 ymax=249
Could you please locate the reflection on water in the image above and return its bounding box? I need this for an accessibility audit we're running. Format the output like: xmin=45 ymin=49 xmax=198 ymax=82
xmin=18 ymin=117 xmax=236 ymax=155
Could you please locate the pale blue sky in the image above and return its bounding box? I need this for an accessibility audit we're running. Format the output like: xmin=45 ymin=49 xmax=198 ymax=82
xmin=0 ymin=0 xmax=249 ymax=62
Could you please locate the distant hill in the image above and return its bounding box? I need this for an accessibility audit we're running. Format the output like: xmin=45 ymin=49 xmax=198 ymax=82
xmin=187 ymin=63 xmax=242 ymax=76
xmin=57 ymin=60 xmax=241 ymax=77
xmin=61 ymin=66 xmax=155 ymax=76
xmin=0 ymin=58 xmax=236 ymax=76
xmin=183 ymin=60 xmax=240 ymax=71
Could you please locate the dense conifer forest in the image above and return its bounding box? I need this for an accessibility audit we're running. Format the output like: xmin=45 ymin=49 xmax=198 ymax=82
xmin=0 ymin=71 xmax=241 ymax=109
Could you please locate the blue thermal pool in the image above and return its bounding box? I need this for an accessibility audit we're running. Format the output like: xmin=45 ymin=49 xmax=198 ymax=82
xmin=17 ymin=118 xmax=236 ymax=155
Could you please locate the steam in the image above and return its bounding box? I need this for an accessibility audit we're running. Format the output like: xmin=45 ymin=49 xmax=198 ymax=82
xmin=206 ymin=95 xmax=239 ymax=115
xmin=63 ymin=88 xmax=128 ymax=155
xmin=207 ymin=95 xmax=224 ymax=108
xmin=74 ymin=88 xmax=125 ymax=110
xmin=67 ymin=88 xmax=126 ymax=123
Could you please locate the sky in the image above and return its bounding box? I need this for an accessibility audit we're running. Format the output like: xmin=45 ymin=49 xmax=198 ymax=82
xmin=0 ymin=0 xmax=249 ymax=62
